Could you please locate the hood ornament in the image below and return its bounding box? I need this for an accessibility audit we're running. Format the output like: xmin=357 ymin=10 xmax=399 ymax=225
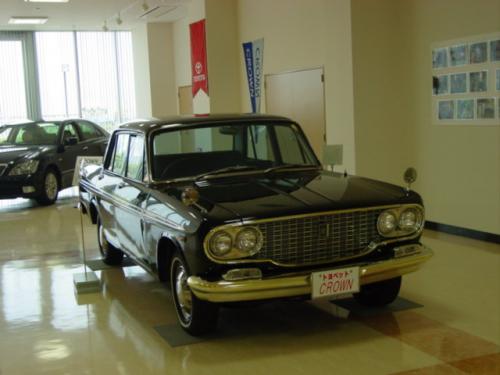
xmin=403 ymin=167 xmax=417 ymax=193
xmin=181 ymin=186 xmax=200 ymax=206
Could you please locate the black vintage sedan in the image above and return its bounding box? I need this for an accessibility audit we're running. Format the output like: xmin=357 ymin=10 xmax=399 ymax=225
xmin=80 ymin=114 xmax=433 ymax=335
xmin=0 ymin=119 xmax=108 ymax=205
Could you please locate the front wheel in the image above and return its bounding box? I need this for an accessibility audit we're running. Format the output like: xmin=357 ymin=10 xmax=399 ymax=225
xmin=97 ymin=218 xmax=123 ymax=265
xmin=170 ymin=252 xmax=218 ymax=335
xmin=35 ymin=169 xmax=59 ymax=205
xmin=353 ymin=276 xmax=402 ymax=307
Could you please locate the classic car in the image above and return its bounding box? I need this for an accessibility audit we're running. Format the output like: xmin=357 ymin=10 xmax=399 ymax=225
xmin=0 ymin=119 xmax=109 ymax=205
xmin=79 ymin=114 xmax=433 ymax=335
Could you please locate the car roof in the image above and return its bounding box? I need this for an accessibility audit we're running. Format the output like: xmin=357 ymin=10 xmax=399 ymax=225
xmin=118 ymin=113 xmax=295 ymax=134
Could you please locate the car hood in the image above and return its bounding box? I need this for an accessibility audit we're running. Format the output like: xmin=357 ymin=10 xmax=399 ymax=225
xmin=0 ymin=145 xmax=53 ymax=164
xmin=167 ymin=170 xmax=422 ymax=223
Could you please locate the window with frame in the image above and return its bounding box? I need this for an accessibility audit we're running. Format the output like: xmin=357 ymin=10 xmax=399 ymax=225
xmin=275 ymin=125 xmax=312 ymax=164
xmin=111 ymin=133 xmax=129 ymax=175
xmin=77 ymin=121 xmax=102 ymax=141
xmin=246 ymin=125 xmax=276 ymax=162
xmin=126 ymin=135 xmax=145 ymax=181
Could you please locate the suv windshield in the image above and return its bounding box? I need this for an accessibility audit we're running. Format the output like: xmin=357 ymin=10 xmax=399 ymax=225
xmin=0 ymin=122 xmax=60 ymax=146
xmin=151 ymin=122 xmax=319 ymax=181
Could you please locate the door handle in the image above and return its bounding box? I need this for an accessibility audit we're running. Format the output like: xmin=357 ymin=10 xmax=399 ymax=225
xmin=83 ymin=146 xmax=89 ymax=151
xmin=117 ymin=181 xmax=126 ymax=189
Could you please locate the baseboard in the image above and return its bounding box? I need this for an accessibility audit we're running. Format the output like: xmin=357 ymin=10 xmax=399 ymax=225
xmin=425 ymin=221 xmax=500 ymax=244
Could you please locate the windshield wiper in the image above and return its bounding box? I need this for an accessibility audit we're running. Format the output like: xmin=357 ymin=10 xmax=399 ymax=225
xmin=195 ymin=165 xmax=262 ymax=181
xmin=264 ymin=164 xmax=321 ymax=173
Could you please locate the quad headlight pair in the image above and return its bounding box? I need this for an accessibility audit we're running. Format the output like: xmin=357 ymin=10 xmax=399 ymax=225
xmin=377 ymin=205 xmax=424 ymax=237
xmin=207 ymin=227 xmax=263 ymax=260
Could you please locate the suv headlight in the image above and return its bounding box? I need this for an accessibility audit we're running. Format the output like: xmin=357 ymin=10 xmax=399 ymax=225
xmin=9 ymin=159 xmax=39 ymax=176
xmin=377 ymin=205 xmax=424 ymax=237
xmin=206 ymin=226 xmax=263 ymax=260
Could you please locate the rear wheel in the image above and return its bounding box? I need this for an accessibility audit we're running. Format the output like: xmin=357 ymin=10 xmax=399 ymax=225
xmin=36 ymin=169 xmax=59 ymax=205
xmin=170 ymin=252 xmax=218 ymax=335
xmin=353 ymin=276 xmax=402 ymax=307
xmin=97 ymin=218 xmax=123 ymax=265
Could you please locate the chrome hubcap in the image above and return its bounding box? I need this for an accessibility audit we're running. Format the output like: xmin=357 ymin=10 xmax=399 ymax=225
xmin=98 ymin=224 xmax=109 ymax=255
xmin=174 ymin=263 xmax=192 ymax=322
xmin=45 ymin=173 xmax=58 ymax=200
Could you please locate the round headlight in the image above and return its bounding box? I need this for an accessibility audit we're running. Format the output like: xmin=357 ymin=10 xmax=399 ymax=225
xmin=399 ymin=208 xmax=422 ymax=231
xmin=210 ymin=231 xmax=232 ymax=256
xmin=377 ymin=211 xmax=397 ymax=235
xmin=235 ymin=227 xmax=263 ymax=254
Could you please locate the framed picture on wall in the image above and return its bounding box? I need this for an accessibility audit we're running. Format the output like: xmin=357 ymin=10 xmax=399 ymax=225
xmin=432 ymin=48 xmax=448 ymax=68
xmin=450 ymin=44 xmax=468 ymax=66
xmin=435 ymin=75 xmax=449 ymax=95
xmin=450 ymin=73 xmax=467 ymax=94
xmin=438 ymin=100 xmax=454 ymax=119
xmin=490 ymin=40 xmax=500 ymax=61
xmin=470 ymin=42 xmax=488 ymax=63
xmin=457 ymin=99 xmax=474 ymax=119
xmin=477 ymin=98 xmax=495 ymax=119
xmin=470 ymin=71 xmax=488 ymax=92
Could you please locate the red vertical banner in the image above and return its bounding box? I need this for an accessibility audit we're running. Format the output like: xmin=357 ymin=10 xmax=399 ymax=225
xmin=190 ymin=19 xmax=208 ymax=97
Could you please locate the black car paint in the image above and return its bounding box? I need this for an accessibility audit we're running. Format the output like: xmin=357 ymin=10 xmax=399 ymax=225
xmin=80 ymin=115 xmax=423 ymax=283
xmin=0 ymin=120 xmax=108 ymax=200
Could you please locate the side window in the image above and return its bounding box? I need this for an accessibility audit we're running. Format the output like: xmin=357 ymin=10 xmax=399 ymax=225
xmin=111 ymin=133 xmax=129 ymax=176
xmin=77 ymin=121 xmax=101 ymax=141
xmin=61 ymin=123 xmax=80 ymax=144
xmin=246 ymin=125 xmax=275 ymax=161
xmin=126 ymin=135 xmax=145 ymax=181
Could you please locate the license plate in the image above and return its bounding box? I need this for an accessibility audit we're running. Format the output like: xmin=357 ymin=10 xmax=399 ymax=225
xmin=311 ymin=266 xmax=360 ymax=299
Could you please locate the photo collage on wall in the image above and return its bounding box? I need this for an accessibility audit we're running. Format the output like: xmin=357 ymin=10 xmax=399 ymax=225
xmin=432 ymin=37 xmax=500 ymax=124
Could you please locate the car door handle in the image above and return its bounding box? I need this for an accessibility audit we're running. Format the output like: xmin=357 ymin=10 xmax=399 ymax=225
xmin=83 ymin=146 xmax=89 ymax=151
xmin=117 ymin=181 xmax=127 ymax=189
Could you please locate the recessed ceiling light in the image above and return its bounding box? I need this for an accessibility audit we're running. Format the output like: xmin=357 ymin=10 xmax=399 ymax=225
xmin=24 ymin=0 xmax=69 ymax=3
xmin=9 ymin=16 xmax=48 ymax=24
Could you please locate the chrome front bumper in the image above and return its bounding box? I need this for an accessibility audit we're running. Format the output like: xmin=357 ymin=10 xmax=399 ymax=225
xmin=188 ymin=245 xmax=433 ymax=303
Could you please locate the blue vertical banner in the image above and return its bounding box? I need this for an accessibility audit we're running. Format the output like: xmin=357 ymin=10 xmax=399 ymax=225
xmin=243 ymin=38 xmax=264 ymax=113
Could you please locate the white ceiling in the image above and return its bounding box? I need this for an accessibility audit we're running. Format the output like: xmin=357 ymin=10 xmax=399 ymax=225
xmin=0 ymin=0 xmax=188 ymax=31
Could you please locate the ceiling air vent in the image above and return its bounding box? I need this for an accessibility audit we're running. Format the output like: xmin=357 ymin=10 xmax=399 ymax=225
xmin=139 ymin=5 xmax=177 ymax=20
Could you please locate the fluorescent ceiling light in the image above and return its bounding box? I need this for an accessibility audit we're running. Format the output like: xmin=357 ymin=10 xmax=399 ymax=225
xmin=8 ymin=17 xmax=48 ymax=24
xmin=24 ymin=0 xmax=69 ymax=3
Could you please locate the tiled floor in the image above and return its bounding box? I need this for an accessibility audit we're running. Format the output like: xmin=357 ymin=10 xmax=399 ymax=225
xmin=0 ymin=190 xmax=498 ymax=374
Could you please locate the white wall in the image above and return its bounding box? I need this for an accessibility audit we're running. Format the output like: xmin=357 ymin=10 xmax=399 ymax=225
xmin=352 ymin=0 xmax=500 ymax=235
xmin=131 ymin=24 xmax=152 ymax=118
xmin=132 ymin=23 xmax=177 ymax=118
xmin=237 ymin=0 xmax=356 ymax=173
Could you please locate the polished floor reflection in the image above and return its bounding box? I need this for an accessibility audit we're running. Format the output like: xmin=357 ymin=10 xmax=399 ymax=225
xmin=0 ymin=192 xmax=498 ymax=374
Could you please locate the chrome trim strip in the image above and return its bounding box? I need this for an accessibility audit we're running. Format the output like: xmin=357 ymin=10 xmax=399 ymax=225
xmin=79 ymin=179 xmax=186 ymax=232
xmin=203 ymin=204 xmax=425 ymax=267
xmin=0 ymin=163 xmax=7 ymax=176
xmin=188 ymin=245 xmax=433 ymax=303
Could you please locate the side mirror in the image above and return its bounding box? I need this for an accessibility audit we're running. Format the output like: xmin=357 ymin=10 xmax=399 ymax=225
xmin=403 ymin=167 xmax=417 ymax=192
xmin=65 ymin=137 xmax=78 ymax=146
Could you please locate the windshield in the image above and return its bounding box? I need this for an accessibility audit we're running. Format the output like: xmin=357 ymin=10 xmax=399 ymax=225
xmin=151 ymin=122 xmax=319 ymax=181
xmin=0 ymin=122 xmax=60 ymax=146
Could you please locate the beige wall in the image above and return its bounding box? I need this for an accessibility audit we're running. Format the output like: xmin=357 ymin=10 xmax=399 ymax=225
xmin=132 ymin=23 xmax=177 ymax=118
xmin=131 ymin=24 xmax=152 ymax=118
xmin=147 ymin=23 xmax=177 ymax=118
xmin=206 ymin=0 xmax=241 ymax=113
xmin=352 ymin=0 xmax=500 ymax=235
xmin=237 ymin=0 xmax=356 ymax=172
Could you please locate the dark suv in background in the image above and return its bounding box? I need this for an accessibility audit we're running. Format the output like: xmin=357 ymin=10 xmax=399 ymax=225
xmin=0 ymin=119 xmax=109 ymax=205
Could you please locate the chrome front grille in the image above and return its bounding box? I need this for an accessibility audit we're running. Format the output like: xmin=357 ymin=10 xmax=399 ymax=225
xmin=253 ymin=208 xmax=384 ymax=266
